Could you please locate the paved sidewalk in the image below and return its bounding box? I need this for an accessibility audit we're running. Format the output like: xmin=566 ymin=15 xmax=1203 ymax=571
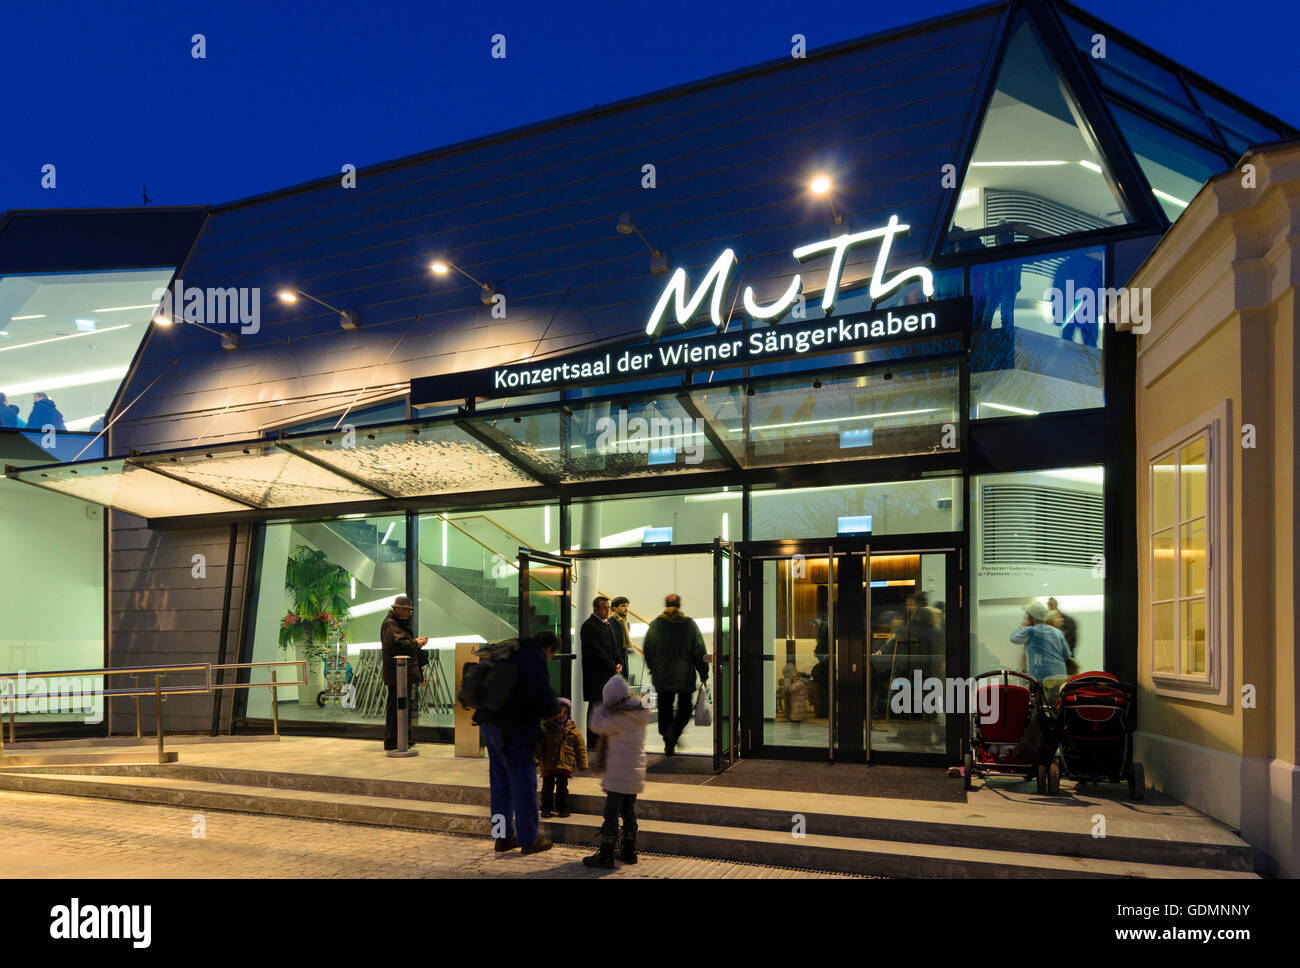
xmin=0 ymin=789 xmax=859 ymax=879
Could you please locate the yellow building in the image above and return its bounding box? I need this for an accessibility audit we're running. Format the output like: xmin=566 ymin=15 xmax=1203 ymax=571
xmin=1125 ymin=139 xmax=1299 ymax=877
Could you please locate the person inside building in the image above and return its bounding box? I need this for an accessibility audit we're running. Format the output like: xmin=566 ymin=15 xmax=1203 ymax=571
xmin=609 ymin=596 xmax=638 ymax=681
xmin=0 ymin=393 xmax=20 ymax=428
xmin=580 ymin=595 xmax=621 ymax=745
xmin=1012 ymin=600 xmax=1072 ymax=698
xmin=27 ymin=392 xmax=66 ymax=431
xmin=379 ymin=595 xmax=427 ymax=752
xmin=642 ymin=592 xmax=709 ymax=756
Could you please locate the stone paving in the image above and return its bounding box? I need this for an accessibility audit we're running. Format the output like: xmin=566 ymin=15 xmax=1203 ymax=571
xmin=0 ymin=789 xmax=860 ymax=879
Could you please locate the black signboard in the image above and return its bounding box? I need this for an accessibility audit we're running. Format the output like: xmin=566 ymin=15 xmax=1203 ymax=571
xmin=412 ymin=295 xmax=970 ymax=404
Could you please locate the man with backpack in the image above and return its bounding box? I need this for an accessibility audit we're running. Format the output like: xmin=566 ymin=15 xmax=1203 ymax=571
xmin=472 ymin=630 xmax=561 ymax=855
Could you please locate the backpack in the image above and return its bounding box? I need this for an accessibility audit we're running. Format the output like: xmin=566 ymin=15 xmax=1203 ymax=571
xmin=457 ymin=639 xmax=520 ymax=712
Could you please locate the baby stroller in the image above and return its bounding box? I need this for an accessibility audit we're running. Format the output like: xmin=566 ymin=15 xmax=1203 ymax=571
xmin=1054 ymin=671 xmax=1143 ymax=799
xmin=962 ymin=670 xmax=1059 ymax=794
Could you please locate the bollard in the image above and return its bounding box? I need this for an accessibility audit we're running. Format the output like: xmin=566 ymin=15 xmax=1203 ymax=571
xmin=154 ymin=675 xmax=165 ymax=765
xmin=387 ymin=656 xmax=418 ymax=758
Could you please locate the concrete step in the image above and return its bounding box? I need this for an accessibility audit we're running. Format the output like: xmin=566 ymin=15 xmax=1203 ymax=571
xmin=0 ymin=751 xmax=179 ymax=767
xmin=0 ymin=765 xmax=1255 ymax=878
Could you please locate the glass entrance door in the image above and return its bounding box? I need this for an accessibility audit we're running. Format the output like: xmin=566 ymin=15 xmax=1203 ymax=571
xmin=746 ymin=541 xmax=869 ymax=760
xmin=518 ymin=548 xmax=574 ymax=700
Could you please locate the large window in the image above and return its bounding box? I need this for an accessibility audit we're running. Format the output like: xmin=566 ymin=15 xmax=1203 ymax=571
xmin=0 ymin=268 xmax=175 ymax=433
xmin=971 ymin=467 xmax=1105 ymax=682
xmin=944 ymin=11 xmax=1133 ymax=254
xmin=0 ymin=456 xmax=104 ymax=726
xmin=969 ymin=245 xmax=1105 ymax=416
xmin=751 ymin=478 xmax=961 ymax=541
xmin=1148 ymin=403 xmax=1229 ymax=702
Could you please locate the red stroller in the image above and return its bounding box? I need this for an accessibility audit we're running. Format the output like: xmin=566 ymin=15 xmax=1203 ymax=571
xmin=1054 ymin=671 xmax=1144 ymax=800
xmin=962 ymin=670 xmax=1058 ymax=794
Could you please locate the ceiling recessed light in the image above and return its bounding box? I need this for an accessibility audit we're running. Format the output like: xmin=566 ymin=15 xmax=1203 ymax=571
xmin=91 ymin=304 xmax=161 ymax=313
xmin=9 ymin=314 xmax=45 ymax=321
xmin=75 ymin=319 xmax=97 ymax=332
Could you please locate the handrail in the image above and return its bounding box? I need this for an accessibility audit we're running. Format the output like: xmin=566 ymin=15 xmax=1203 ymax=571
xmin=0 ymin=660 xmax=306 ymax=762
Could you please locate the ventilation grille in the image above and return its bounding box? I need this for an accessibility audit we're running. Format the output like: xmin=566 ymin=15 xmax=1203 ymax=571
xmin=981 ymin=483 xmax=1103 ymax=567
xmin=984 ymin=189 xmax=1110 ymax=251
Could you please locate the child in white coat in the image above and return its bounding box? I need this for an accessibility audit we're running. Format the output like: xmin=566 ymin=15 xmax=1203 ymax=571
xmin=583 ymin=673 xmax=651 ymax=868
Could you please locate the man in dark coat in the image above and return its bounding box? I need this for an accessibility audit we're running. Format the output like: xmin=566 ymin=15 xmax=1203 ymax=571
xmin=26 ymin=393 xmax=65 ymax=431
xmin=580 ymin=595 xmax=621 ymax=743
xmin=474 ymin=630 xmax=561 ymax=855
xmin=380 ymin=595 xmax=427 ymax=751
xmin=642 ymin=593 xmax=709 ymax=755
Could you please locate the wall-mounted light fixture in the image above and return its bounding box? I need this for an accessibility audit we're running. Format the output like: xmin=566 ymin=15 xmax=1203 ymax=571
xmin=616 ymin=212 xmax=668 ymax=274
xmin=277 ymin=288 xmax=359 ymax=330
xmin=151 ymin=311 xmax=240 ymax=350
xmin=809 ymin=173 xmax=843 ymax=225
xmin=430 ymin=259 xmax=498 ymax=305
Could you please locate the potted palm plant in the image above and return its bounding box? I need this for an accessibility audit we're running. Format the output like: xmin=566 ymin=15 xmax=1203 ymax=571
xmin=279 ymin=546 xmax=351 ymax=702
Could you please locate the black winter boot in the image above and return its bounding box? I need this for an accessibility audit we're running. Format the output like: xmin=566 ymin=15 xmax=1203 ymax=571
xmin=582 ymin=834 xmax=617 ymax=869
xmin=618 ymin=828 xmax=638 ymax=864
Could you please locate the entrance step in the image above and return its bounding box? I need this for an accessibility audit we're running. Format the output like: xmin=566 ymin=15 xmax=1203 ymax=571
xmin=0 ymin=764 xmax=1254 ymax=878
xmin=0 ymin=751 xmax=179 ymax=767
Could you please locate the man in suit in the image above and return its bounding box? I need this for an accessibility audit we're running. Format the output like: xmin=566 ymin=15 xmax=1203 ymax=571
xmin=580 ymin=595 xmax=621 ymax=745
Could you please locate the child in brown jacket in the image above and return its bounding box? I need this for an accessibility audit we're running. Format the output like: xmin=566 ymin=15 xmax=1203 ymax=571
xmin=536 ymin=697 xmax=587 ymax=817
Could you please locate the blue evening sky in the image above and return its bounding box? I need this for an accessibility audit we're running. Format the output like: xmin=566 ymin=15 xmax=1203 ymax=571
xmin=2 ymin=0 xmax=1295 ymax=211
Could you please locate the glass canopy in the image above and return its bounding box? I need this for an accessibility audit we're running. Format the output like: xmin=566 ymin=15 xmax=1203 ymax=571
xmin=6 ymin=357 xmax=963 ymax=522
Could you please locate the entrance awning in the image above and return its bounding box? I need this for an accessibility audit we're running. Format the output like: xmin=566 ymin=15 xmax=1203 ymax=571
xmin=4 ymin=357 xmax=960 ymax=523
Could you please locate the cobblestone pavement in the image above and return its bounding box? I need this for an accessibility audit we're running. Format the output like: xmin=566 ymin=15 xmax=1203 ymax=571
xmin=0 ymin=790 xmax=859 ymax=879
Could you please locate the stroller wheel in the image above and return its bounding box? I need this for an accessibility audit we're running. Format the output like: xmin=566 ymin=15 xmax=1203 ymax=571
xmin=962 ymin=752 xmax=974 ymax=791
xmin=1036 ymin=764 xmax=1047 ymax=795
xmin=1130 ymin=762 xmax=1145 ymax=801
xmin=1048 ymin=762 xmax=1061 ymax=795
xmin=316 ymin=691 xmax=326 ymax=707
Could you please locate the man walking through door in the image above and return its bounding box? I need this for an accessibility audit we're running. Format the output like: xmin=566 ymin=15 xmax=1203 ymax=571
xmin=580 ymin=595 xmax=621 ymax=745
xmin=643 ymin=593 xmax=709 ymax=756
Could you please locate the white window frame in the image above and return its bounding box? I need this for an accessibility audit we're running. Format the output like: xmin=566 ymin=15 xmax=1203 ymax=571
xmin=1147 ymin=400 xmax=1232 ymax=704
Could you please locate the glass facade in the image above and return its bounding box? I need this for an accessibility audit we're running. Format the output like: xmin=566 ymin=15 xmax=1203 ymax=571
xmin=970 ymin=467 xmax=1105 ymax=686
xmin=970 ymin=244 xmax=1105 ymax=417
xmin=0 ymin=268 xmax=175 ymax=433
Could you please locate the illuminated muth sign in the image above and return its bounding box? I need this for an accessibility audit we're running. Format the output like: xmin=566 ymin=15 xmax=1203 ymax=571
xmin=646 ymin=215 xmax=933 ymax=336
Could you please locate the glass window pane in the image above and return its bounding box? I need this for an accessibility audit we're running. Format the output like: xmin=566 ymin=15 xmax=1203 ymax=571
xmin=569 ymin=488 xmax=741 ymax=550
xmin=1152 ymin=528 xmax=1175 ymax=601
xmin=1108 ymin=102 xmax=1228 ymax=221
xmin=0 ymin=267 xmax=176 ymax=434
xmin=1060 ymin=16 xmax=1196 ymax=108
xmin=1152 ymin=453 xmax=1176 ymax=530
xmin=1179 ymin=435 xmax=1207 ymax=520
xmin=971 ymin=467 xmax=1105 ymax=676
xmin=970 ymin=246 xmax=1105 ymax=416
xmin=246 ymin=515 xmax=437 ymax=727
xmin=1181 ymin=598 xmax=1207 ymax=676
xmin=1153 ymin=602 xmax=1176 ymax=673
xmin=1180 ymin=519 xmax=1206 ymax=597
xmin=1191 ymin=85 xmax=1286 ymax=145
xmin=945 ymin=14 xmax=1133 ymax=253
xmin=751 ymin=477 xmax=962 ymax=541
xmin=0 ymin=462 xmax=105 ymax=724
xmin=1095 ymin=64 xmax=1216 ymax=139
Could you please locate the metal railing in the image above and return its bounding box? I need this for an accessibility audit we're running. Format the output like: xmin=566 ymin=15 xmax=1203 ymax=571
xmin=0 ymin=660 xmax=306 ymax=764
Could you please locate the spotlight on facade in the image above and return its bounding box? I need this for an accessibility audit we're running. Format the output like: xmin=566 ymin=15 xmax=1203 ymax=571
xmin=615 ymin=212 xmax=669 ymax=275
xmin=431 ymin=258 xmax=500 ymax=305
xmin=809 ymin=174 xmax=842 ymax=225
xmin=152 ymin=311 xmax=239 ymax=350
xmin=278 ymin=287 xmax=358 ymax=330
